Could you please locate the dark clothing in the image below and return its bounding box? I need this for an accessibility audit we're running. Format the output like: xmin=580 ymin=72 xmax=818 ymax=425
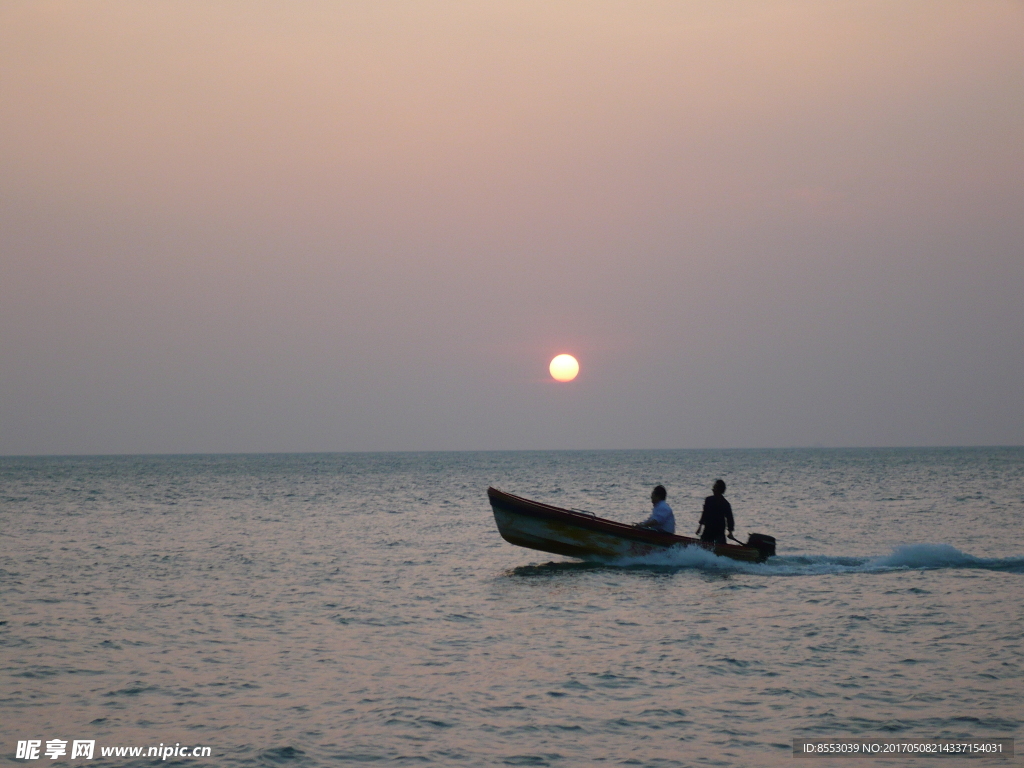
xmin=699 ymin=494 xmax=734 ymax=546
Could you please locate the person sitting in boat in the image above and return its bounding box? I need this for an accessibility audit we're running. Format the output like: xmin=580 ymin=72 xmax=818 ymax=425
xmin=696 ymin=479 xmax=734 ymax=547
xmin=635 ymin=485 xmax=675 ymax=534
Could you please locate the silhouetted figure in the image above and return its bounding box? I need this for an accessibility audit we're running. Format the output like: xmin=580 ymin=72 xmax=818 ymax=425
xmin=636 ymin=484 xmax=675 ymax=534
xmin=696 ymin=479 xmax=733 ymax=547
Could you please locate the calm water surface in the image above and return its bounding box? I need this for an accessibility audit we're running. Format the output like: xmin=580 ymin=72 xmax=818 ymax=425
xmin=2 ymin=449 xmax=1022 ymax=767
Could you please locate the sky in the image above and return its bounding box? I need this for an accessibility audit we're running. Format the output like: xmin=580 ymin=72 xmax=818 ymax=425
xmin=1 ymin=1 xmax=1022 ymax=454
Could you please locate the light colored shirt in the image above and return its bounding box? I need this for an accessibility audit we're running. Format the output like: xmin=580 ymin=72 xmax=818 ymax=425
xmin=641 ymin=500 xmax=675 ymax=534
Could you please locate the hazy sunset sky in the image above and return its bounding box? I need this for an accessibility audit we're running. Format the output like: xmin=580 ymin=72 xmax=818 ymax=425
xmin=2 ymin=1 xmax=1022 ymax=454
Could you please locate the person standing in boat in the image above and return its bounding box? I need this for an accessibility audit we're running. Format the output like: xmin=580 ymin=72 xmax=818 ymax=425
xmin=635 ymin=485 xmax=675 ymax=534
xmin=696 ymin=479 xmax=734 ymax=546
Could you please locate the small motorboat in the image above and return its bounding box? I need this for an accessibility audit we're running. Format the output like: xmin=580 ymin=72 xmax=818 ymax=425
xmin=488 ymin=487 xmax=776 ymax=563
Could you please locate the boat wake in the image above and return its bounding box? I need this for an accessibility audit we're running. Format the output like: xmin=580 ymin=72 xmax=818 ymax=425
xmin=509 ymin=543 xmax=1024 ymax=576
xmin=614 ymin=543 xmax=1024 ymax=575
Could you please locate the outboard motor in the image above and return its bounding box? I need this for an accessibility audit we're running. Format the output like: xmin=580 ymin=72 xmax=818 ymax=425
xmin=745 ymin=533 xmax=776 ymax=561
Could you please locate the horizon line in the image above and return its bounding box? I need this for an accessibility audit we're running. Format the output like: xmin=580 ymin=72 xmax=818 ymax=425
xmin=2 ymin=445 xmax=1022 ymax=460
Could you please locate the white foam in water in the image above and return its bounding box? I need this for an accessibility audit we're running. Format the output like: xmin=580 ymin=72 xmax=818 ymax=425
xmin=604 ymin=542 xmax=1024 ymax=576
xmin=611 ymin=544 xmax=735 ymax=570
xmin=867 ymin=542 xmax=982 ymax=569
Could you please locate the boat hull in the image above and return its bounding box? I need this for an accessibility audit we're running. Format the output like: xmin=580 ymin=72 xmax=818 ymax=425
xmin=488 ymin=487 xmax=768 ymax=563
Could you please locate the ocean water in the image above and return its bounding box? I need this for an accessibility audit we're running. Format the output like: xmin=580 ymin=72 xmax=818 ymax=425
xmin=1 ymin=449 xmax=1022 ymax=767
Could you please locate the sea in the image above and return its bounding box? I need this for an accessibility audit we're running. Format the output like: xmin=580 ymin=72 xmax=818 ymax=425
xmin=1 ymin=449 xmax=1022 ymax=767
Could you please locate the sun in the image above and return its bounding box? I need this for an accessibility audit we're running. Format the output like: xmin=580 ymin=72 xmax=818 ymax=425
xmin=549 ymin=354 xmax=579 ymax=382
